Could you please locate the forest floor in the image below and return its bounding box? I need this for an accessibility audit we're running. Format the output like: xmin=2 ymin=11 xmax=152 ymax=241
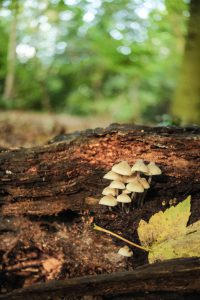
xmin=0 ymin=110 xmax=113 ymax=148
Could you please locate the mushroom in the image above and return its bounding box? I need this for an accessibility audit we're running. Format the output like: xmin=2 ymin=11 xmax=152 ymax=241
xmin=145 ymin=162 xmax=162 ymax=184
xmin=122 ymin=189 xmax=132 ymax=194
xmin=137 ymin=177 xmax=150 ymax=207
xmin=125 ymin=175 xmax=137 ymax=183
xmin=117 ymin=194 xmax=132 ymax=203
xmin=126 ymin=180 xmax=144 ymax=193
xmin=118 ymin=245 xmax=133 ymax=257
xmin=117 ymin=193 xmax=132 ymax=213
xmin=103 ymin=170 xmax=122 ymax=181
xmin=131 ymin=159 xmax=148 ymax=174
xmin=139 ymin=177 xmax=150 ymax=189
xmin=112 ymin=161 xmax=132 ymax=176
xmin=99 ymin=195 xmax=118 ymax=207
xmin=102 ymin=187 xmax=116 ymax=196
xmin=109 ymin=180 xmax=125 ymax=190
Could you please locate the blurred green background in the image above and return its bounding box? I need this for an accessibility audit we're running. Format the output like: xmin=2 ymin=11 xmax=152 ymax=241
xmin=0 ymin=0 xmax=200 ymax=125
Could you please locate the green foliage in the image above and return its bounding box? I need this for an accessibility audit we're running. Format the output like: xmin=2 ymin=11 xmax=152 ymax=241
xmin=0 ymin=0 xmax=190 ymax=121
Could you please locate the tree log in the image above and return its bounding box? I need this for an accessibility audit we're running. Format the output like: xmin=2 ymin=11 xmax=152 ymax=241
xmin=0 ymin=257 xmax=200 ymax=300
xmin=0 ymin=124 xmax=200 ymax=296
xmin=0 ymin=124 xmax=200 ymax=216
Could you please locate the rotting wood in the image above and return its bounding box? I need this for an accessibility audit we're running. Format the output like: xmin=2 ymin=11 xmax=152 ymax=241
xmin=0 ymin=257 xmax=200 ymax=299
xmin=0 ymin=124 xmax=200 ymax=296
xmin=0 ymin=124 xmax=199 ymax=217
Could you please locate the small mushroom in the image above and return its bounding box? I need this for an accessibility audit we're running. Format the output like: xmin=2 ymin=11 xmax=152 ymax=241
xmin=145 ymin=162 xmax=162 ymax=176
xmin=131 ymin=159 xmax=148 ymax=174
xmin=126 ymin=180 xmax=144 ymax=193
xmin=145 ymin=162 xmax=162 ymax=186
xmin=112 ymin=161 xmax=132 ymax=176
xmin=137 ymin=177 xmax=150 ymax=207
xmin=102 ymin=187 xmax=116 ymax=196
xmin=117 ymin=194 xmax=132 ymax=203
xmin=109 ymin=180 xmax=125 ymax=190
xmin=99 ymin=195 xmax=118 ymax=207
xmin=103 ymin=170 xmax=122 ymax=181
xmin=118 ymin=245 xmax=133 ymax=257
xmin=139 ymin=177 xmax=150 ymax=189
xmin=122 ymin=189 xmax=132 ymax=194
xmin=125 ymin=175 xmax=137 ymax=183
xmin=117 ymin=193 xmax=132 ymax=213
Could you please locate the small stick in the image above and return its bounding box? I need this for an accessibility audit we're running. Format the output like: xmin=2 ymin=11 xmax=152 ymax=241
xmin=93 ymin=224 xmax=148 ymax=252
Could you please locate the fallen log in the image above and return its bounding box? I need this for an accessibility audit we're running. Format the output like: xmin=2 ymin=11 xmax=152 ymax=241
xmin=0 ymin=257 xmax=200 ymax=300
xmin=0 ymin=124 xmax=199 ymax=216
xmin=0 ymin=124 xmax=200 ymax=297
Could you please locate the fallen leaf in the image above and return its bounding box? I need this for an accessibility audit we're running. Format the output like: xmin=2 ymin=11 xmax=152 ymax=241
xmin=137 ymin=196 xmax=200 ymax=263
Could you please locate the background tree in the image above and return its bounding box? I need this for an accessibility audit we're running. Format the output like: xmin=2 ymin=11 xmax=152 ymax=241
xmin=2 ymin=0 xmax=18 ymax=101
xmin=172 ymin=0 xmax=200 ymax=124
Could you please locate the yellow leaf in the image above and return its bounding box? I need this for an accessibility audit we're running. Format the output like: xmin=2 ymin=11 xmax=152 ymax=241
xmin=138 ymin=196 xmax=191 ymax=247
xmin=137 ymin=196 xmax=200 ymax=263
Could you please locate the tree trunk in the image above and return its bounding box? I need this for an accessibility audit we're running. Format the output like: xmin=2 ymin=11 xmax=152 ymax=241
xmin=0 ymin=124 xmax=200 ymax=297
xmin=172 ymin=0 xmax=200 ymax=125
xmin=3 ymin=2 xmax=18 ymax=101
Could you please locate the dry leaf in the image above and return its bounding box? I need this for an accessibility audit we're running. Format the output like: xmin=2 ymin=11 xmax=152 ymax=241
xmin=137 ymin=196 xmax=200 ymax=263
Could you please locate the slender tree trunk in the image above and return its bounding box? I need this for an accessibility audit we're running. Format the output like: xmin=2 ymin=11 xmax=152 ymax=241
xmin=172 ymin=0 xmax=200 ymax=124
xmin=3 ymin=3 xmax=18 ymax=101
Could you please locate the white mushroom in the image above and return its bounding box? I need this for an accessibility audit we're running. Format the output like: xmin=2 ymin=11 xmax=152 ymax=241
xmin=131 ymin=159 xmax=148 ymax=174
xmin=125 ymin=175 xmax=137 ymax=183
xmin=139 ymin=177 xmax=150 ymax=189
xmin=99 ymin=195 xmax=118 ymax=207
xmin=109 ymin=180 xmax=125 ymax=189
xmin=126 ymin=180 xmax=144 ymax=193
xmin=103 ymin=170 xmax=122 ymax=181
xmin=112 ymin=161 xmax=132 ymax=176
xmin=102 ymin=187 xmax=116 ymax=196
xmin=118 ymin=245 xmax=133 ymax=257
xmin=122 ymin=189 xmax=132 ymax=194
xmin=117 ymin=194 xmax=132 ymax=203
xmin=145 ymin=162 xmax=162 ymax=176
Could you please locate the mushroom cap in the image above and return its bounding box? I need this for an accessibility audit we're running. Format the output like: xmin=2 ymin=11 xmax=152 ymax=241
xmin=112 ymin=161 xmax=132 ymax=176
xmin=102 ymin=187 xmax=116 ymax=196
xmin=117 ymin=194 xmax=131 ymax=203
xmin=146 ymin=162 xmax=162 ymax=175
xmin=103 ymin=170 xmax=122 ymax=181
xmin=131 ymin=159 xmax=148 ymax=173
xmin=126 ymin=181 xmax=144 ymax=193
xmin=109 ymin=180 xmax=125 ymax=189
xmin=118 ymin=245 xmax=133 ymax=257
xmin=122 ymin=189 xmax=132 ymax=194
xmin=139 ymin=177 xmax=150 ymax=189
xmin=99 ymin=195 xmax=118 ymax=206
xmin=125 ymin=175 xmax=137 ymax=183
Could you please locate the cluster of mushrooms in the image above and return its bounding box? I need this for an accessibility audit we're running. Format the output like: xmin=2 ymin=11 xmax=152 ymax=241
xmin=99 ymin=159 xmax=161 ymax=213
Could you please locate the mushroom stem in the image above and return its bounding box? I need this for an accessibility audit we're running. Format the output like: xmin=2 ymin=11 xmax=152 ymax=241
xmin=138 ymin=176 xmax=152 ymax=207
xmin=137 ymin=193 xmax=144 ymax=207
xmin=124 ymin=204 xmax=130 ymax=214
xmin=93 ymin=224 xmax=148 ymax=252
xmin=131 ymin=192 xmax=136 ymax=209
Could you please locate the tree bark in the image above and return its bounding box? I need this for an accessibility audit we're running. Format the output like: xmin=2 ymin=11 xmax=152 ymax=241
xmin=0 ymin=257 xmax=200 ymax=299
xmin=0 ymin=124 xmax=200 ymax=296
xmin=172 ymin=0 xmax=200 ymax=124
